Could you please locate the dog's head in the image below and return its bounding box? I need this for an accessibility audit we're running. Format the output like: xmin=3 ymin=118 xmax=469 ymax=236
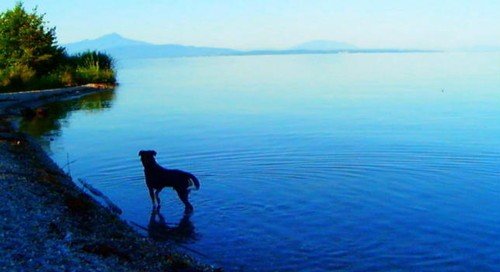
xmin=139 ymin=150 xmax=157 ymax=167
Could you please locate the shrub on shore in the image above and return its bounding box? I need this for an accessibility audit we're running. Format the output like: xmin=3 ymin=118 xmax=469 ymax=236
xmin=0 ymin=3 xmax=116 ymax=93
xmin=69 ymin=51 xmax=116 ymax=85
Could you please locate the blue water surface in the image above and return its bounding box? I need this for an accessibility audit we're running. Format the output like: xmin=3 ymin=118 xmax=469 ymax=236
xmin=23 ymin=53 xmax=500 ymax=271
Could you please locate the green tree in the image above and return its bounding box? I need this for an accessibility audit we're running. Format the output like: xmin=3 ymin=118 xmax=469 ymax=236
xmin=0 ymin=2 xmax=64 ymax=77
xmin=0 ymin=3 xmax=115 ymax=92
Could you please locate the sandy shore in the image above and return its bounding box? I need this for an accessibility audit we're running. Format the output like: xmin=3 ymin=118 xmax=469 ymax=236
xmin=0 ymin=87 xmax=218 ymax=271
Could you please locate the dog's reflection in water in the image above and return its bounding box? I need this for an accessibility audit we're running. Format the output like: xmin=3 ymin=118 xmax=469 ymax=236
xmin=147 ymin=208 xmax=196 ymax=243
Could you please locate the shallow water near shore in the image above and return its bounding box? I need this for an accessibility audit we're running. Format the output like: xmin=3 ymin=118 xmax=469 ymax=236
xmin=22 ymin=53 xmax=500 ymax=271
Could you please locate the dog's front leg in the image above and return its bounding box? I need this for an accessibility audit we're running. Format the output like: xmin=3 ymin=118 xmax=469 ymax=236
xmin=155 ymin=188 xmax=163 ymax=208
xmin=148 ymin=187 xmax=156 ymax=207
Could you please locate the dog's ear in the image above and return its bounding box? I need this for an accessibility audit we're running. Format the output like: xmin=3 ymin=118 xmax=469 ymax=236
xmin=138 ymin=150 xmax=144 ymax=156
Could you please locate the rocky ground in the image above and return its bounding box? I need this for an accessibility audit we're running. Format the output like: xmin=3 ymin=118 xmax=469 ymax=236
xmin=0 ymin=88 xmax=219 ymax=271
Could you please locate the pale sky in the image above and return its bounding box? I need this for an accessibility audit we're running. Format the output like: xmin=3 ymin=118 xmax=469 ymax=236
xmin=1 ymin=0 xmax=499 ymax=50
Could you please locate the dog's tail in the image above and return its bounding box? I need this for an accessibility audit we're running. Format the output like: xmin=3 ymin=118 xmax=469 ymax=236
xmin=187 ymin=174 xmax=200 ymax=191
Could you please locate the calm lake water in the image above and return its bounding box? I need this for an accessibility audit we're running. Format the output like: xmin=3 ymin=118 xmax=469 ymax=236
xmin=22 ymin=53 xmax=500 ymax=271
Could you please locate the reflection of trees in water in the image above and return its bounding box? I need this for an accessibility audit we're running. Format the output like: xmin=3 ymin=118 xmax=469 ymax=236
xmin=19 ymin=90 xmax=116 ymax=140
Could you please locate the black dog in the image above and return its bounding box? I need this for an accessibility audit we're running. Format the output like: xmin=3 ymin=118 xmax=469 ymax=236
xmin=139 ymin=150 xmax=200 ymax=213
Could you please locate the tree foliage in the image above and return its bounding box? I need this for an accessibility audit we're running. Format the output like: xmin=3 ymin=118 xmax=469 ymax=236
xmin=0 ymin=3 xmax=115 ymax=92
xmin=0 ymin=3 xmax=63 ymax=75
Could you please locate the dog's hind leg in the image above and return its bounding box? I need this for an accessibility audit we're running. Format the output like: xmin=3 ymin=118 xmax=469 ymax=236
xmin=176 ymin=188 xmax=193 ymax=213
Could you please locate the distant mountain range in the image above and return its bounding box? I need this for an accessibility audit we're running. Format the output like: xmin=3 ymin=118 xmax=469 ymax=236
xmin=64 ymin=33 xmax=238 ymax=58
xmin=64 ymin=33 xmax=436 ymax=59
xmin=291 ymin=40 xmax=357 ymax=51
xmin=64 ymin=33 xmax=150 ymax=53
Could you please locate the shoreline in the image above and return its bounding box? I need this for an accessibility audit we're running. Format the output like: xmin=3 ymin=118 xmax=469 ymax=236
xmin=0 ymin=84 xmax=114 ymax=114
xmin=0 ymin=86 xmax=217 ymax=271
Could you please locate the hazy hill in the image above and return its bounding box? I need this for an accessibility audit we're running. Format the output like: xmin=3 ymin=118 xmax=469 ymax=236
xmin=64 ymin=33 xmax=237 ymax=58
xmin=291 ymin=40 xmax=357 ymax=51
xmin=64 ymin=33 xmax=150 ymax=54
xmin=64 ymin=34 xmax=432 ymax=59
